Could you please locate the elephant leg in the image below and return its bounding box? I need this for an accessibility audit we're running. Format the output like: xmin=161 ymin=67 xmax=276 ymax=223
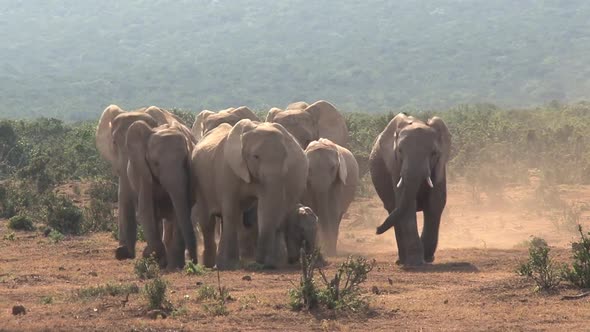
xmin=397 ymin=214 xmax=425 ymax=266
xmin=421 ymin=209 xmax=441 ymax=264
xmin=217 ymin=204 xmax=241 ymax=270
xmin=164 ymin=218 xmax=186 ymax=271
xmin=393 ymin=226 xmax=407 ymax=265
xmin=115 ymin=177 xmax=137 ymax=260
xmin=200 ymin=214 xmax=218 ymax=268
xmin=239 ymin=208 xmax=258 ymax=260
xmin=137 ymin=189 xmax=167 ymax=268
xmin=422 ymin=189 xmax=446 ymax=263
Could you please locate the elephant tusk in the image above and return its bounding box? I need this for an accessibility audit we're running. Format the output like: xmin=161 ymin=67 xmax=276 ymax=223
xmin=396 ymin=177 xmax=403 ymax=188
xmin=426 ymin=177 xmax=434 ymax=188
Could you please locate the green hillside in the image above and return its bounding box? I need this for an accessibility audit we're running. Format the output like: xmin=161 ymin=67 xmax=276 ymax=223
xmin=2 ymin=1 xmax=589 ymax=119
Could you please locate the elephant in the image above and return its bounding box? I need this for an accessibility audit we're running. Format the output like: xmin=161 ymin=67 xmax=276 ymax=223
xmin=302 ymin=138 xmax=359 ymax=256
xmin=369 ymin=113 xmax=451 ymax=266
xmin=96 ymin=105 xmax=197 ymax=269
xmin=191 ymin=119 xmax=308 ymax=269
xmin=265 ymin=100 xmax=349 ymax=149
xmin=283 ymin=204 xmax=320 ymax=265
xmin=191 ymin=106 xmax=261 ymax=258
xmin=192 ymin=106 xmax=260 ymax=141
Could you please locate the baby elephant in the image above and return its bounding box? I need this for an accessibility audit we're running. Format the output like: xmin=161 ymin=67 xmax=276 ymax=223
xmin=284 ymin=204 xmax=320 ymax=265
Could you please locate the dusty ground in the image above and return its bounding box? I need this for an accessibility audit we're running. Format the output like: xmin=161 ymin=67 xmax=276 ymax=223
xmin=1 ymin=179 xmax=590 ymax=331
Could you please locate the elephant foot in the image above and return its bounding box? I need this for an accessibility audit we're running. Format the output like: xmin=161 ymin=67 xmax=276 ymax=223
xmin=115 ymin=246 xmax=135 ymax=260
xmin=424 ymin=255 xmax=435 ymax=264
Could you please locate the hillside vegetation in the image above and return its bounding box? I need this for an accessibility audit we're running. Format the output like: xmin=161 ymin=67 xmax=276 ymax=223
xmin=2 ymin=1 xmax=590 ymax=119
xmin=1 ymin=102 xmax=590 ymax=236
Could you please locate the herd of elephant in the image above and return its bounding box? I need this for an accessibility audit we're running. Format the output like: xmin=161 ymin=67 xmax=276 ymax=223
xmin=95 ymin=100 xmax=451 ymax=271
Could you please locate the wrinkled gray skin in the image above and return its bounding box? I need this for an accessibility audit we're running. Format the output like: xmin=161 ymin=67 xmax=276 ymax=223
xmin=191 ymin=106 xmax=261 ymax=259
xmin=369 ymin=113 xmax=451 ymax=266
xmin=303 ymin=139 xmax=359 ymax=256
xmin=191 ymin=119 xmax=308 ymax=269
xmin=96 ymin=105 xmax=197 ymax=270
xmin=266 ymin=100 xmax=349 ymax=149
xmin=192 ymin=106 xmax=260 ymax=141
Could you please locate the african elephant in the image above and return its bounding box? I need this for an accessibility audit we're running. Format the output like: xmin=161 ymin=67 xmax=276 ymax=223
xmin=265 ymin=100 xmax=349 ymax=149
xmin=369 ymin=113 xmax=451 ymax=266
xmin=283 ymin=204 xmax=320 ymax=264
xmin=192 ymin=106 xmax=260 ymax=141
xmin=303 ymin=138 xmax=359 ymax=256
xmin=191 ymin=119 xmax=308 ymax=269
xmin=191 ymin=106 xmax=261 ymax=258
xmin=96 ymin=105 xmax=197 ymax=269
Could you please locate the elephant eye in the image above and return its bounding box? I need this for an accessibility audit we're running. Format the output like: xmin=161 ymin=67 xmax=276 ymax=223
xmin=253 ymin=154 xmax=260 ymax=160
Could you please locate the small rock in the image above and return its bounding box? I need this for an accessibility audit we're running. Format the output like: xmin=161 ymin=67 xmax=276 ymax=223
xmin=371 ymin=286 xmax=380 ymax=295
xmin=196 ymin=281 xmax=203 ymax=286
xmin=444 ymin=299 xmax=449 ymax=304
xmin=12 ymin=305 xmax=26 ymax=315
xmin=88 ymin=271 xmax=98 ymax=277
xmin=387 ymin=277 xmax=393 ymax=285
xmin=58 ymin=266 xmax=65 ymax=271
xmin=242 ymin=275 xmax=252 ymax=281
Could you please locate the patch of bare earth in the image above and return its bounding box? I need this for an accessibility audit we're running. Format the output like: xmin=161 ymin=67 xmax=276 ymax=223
xmin=1 ymin=180 xmax=589 ymax=331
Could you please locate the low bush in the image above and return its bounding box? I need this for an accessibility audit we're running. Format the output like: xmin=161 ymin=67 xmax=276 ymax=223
xmin=8 ymin=214 xmax=34 ymax=231
xmin=144 ymin=277 xmax=172 ymax=310
xmin=517 ymin=238 xmax=562 ymax=291
xmin=562 ymin=225 xmax=590 ymax=289
xmin=44 ymin=194 xmax=84 ymax=235
xmin=134 ymin=255 xmax=160 ymax=280
xmin=289 ymin=248 xmax=375 ymax=312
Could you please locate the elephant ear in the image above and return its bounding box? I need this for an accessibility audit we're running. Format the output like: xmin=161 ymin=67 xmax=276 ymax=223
xmin=126 ymin=121 xmax=155 ymax=188
xmin=265 ymin=107 xmax=282 ymax=122
xmin=192 ymin=110 xmax=214 ymax=141
xmin=225 ymin=119 xmax=257 ymax=183
xmin=96 ymin=104 xmax=124 ymax=165
xmin=428 ymin=116 xmax=452 ymax=184
xmin=304 ymin=100 xmax=349 ymax=148
xmin=337 ymin=147 xmax=348 ymax=185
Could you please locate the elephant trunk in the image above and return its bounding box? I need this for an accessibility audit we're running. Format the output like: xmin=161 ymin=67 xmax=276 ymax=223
xmin=163 ymin=164 xmax=198 ymax=267
xmin=376 ymin=161 xmax=431 ymax=235
xmin=255 ymin=185 xmax=287 ymax=268
xmin=314 ymin=192 xmax=339 ymax=256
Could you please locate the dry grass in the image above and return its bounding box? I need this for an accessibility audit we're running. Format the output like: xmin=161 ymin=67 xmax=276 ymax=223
xmin=1 ymin=180 xmax=590 ymax=331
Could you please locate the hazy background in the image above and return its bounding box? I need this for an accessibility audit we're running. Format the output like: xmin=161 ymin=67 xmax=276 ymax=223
xmin=1 ymin=0 xmax=589 ymax=120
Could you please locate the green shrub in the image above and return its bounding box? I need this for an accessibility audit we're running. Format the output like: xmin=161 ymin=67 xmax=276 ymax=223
xmin=144 ymin=277 xmax=171 ymax=310
xmin=77 ymin=283 xmax=139 ymax=299
xmin=517 ymin=238 xmax=562 ymax=291
xmin=8 ymin=214 xmax=34 ymax=231
xmin=288 ymin=247 xmax=319 ymax=311
xmin=44 ymin=194 xmax=84 ymax=235
xmin=87 ymin=179 xmax=117 ymax=203
xmin=3 ymin=232 xmax=16 ymax=241
xmin=48 ymin=229 xmax=64 ymax=243
xmin=83 ymin=198 xmax=115 ymax=233
xmin=196 ymin=272 xmax=231 ymax=316
xmin=134 ymin=255 xmax=160 ymax=280
xmin=316 ymin=256 xmax=375 ymax=311
xmin=288 ymin=248 xmax=375 ymax=312
xmin=41 ymin=296 xmax=53 ymax=304
xmin=185 ymin=261 xmax=208 ymax=276
xmin=563 ymin=225 xmax=590 ymax=289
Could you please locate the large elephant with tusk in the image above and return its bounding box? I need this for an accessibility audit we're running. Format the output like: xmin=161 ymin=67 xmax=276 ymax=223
xmin=369 ymin=113 xmax=451 ymax=266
